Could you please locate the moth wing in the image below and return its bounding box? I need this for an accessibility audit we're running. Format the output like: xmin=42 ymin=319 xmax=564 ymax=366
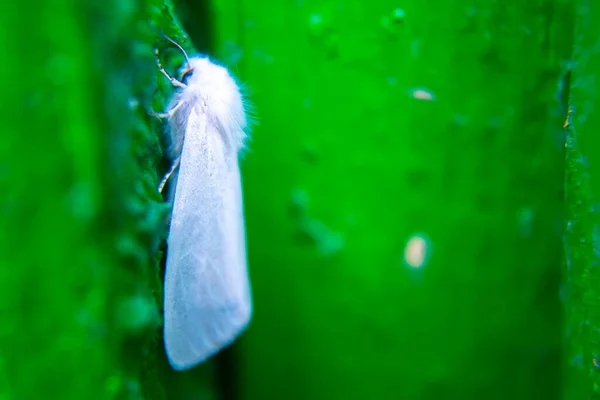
xmin=164 ymin=104 xmax=252 ymax=371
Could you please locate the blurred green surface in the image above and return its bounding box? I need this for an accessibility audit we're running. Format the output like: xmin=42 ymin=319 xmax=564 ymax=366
xmin=211 ymin=1 xmax=572 ymax=399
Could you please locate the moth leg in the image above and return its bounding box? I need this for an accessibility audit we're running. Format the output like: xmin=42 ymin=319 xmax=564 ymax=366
xmin=155 ymin=48 xmax=187 ymax=89
xmin=150 ymin=100 xmax=184 ymax=120
xmin=158 ymin=156 xmax=181 ymax=193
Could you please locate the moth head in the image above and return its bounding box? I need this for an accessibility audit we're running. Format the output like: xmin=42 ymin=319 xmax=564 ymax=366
xmin=182 ymin=56 xmax=243 ymax=107
xmin=158 ymin=33 xmax=248 ymax=149
xmin=182 ymin=57 xmax=232 ymax=85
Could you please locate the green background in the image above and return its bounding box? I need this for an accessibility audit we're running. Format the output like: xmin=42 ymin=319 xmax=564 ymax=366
xmin=2 ymin=0 xmax=599 ymax=399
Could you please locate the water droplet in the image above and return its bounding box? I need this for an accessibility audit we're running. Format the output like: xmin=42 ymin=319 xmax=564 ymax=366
xmin=381 ymin=8 xmax=405 ymax=35
xmin=309 ymin=13 xmax=323 ymax=25
xmin=301 ymin=218 xmax=344 ymax=257
xmin=404 ymin=233 xmax=431 ymax=268
xmin=409 ymin=88 xmax=435 ymax=101
xmin=308 ymin=14 xmax=325 ymax=36
xmin=117 ymin=294 xmax=159 ymax=334
xmin=392 ymin=8 xmax=405 ymax=22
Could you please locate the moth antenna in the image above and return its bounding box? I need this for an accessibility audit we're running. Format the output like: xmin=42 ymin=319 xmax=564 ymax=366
xmin=161 ymin=32 xmax=191 ymax=69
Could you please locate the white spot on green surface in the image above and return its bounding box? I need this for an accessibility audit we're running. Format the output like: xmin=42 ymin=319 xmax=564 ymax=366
xmin=404 ymin=233 xmax=431 ymax=268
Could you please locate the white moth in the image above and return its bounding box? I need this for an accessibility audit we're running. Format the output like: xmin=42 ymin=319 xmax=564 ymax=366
xmin=154 ymin=38 xmax=252 ymax=371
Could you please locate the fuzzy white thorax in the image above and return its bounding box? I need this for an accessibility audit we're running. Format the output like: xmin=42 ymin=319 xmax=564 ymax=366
xmin=165 ymin=55 xmax=248 ymax=161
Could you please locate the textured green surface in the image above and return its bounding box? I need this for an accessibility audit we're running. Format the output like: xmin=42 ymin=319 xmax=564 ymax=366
xmin=564 ymin=0 xmax=600 ymax=398
xmin=0 ymin=1 xmax=188 ymax=398
xmin=210 ymin=1 xmax=572 ymax=399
